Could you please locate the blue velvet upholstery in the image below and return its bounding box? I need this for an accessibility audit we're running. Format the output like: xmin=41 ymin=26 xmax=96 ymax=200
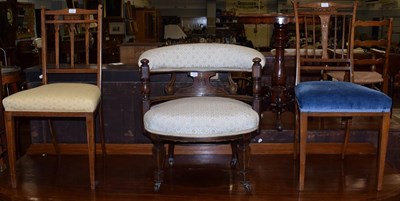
xmin=295 ymin=81 xmax=392 ymax=113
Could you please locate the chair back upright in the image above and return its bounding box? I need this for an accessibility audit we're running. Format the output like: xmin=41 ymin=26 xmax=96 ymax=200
xmin=293 ymin=0 xmax=357 ymax=84
xmin=41 ymin=5 xmax=102 ymax=87
xmin=352 ymin=18 xmax=393 ymax=93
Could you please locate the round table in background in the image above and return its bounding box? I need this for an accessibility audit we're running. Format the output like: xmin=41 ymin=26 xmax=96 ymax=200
xmin=1 ymin=66 xmax=21 ymax=95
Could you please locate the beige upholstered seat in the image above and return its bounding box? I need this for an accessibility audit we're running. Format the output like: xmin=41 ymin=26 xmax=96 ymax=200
xmin=140 ymin=43 xmax=264 ymax=192
xmin=3 ymin=83 xmax=100 ymax=112
xmin=3 ymin=5 xmax=104 ymax=190
xmin=144 ymin=96 xmax=259 ymax=137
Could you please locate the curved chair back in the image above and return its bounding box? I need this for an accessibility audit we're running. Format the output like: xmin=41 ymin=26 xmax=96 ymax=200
xmin=140 ymin=43 xmax=265 ymax=105
xmin=139 ymin=43 xmax=265 ymax=192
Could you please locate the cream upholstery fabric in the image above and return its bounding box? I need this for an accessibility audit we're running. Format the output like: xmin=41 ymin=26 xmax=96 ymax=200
xmin=3 ymin=83 xmax=101 ymax=112
xmin=144 ymin=97 xmax=259 ymax=138
xmin=138 ymin=43 xmax=265 ymax=72
xmin=328 ymin=71 xmax=383 ymax=84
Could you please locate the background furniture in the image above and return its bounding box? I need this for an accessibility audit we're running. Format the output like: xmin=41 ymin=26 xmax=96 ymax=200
xmin=2 ymin=5 xmax=104 ymax=190
xmin=119 ymin=42 xmax=161 ymax=65
xmin=0 ymin=0 xmax=17 ymax=48
xmin=329 ymin=18 xmax=393 ymax=94
xmin=134 ymin=8 xmax=161 ymax=43
xmin=238 ymin=13 xmax=296 ymax=131
xmin=292 ymin=0 xmax=392 ymax=191
xmin=139 ymin=43 xmax=265 ymax=192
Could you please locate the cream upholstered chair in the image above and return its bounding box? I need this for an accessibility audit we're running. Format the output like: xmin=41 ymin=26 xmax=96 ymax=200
xmin=328 ymin=18 xmax=393 ymax=94
xmin=2 ymin=5 xmax=104 ymax=190
xmin=139 ymin=43 xmax=265 ymax=192
xmin=292 ymin=0 xmax=392 ymax=191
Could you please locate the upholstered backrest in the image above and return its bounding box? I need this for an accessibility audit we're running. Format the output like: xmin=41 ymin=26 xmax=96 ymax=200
xmin=138 ymin=43 xmax=265 ymax=72
xmin=140 ymin=43 xmax=265 ymax=115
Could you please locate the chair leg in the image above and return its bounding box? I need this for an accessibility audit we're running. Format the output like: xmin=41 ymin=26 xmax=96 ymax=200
xmin=14 ymin=119 xmax=21 ymax=158
xmin=230 ymin=142 xmax=238 ymax=167
xmin=0 ymin=128 xmax=6 ymax=172
xmin=299 ymin=113 xmax=308 ymax=191
xmin=0 ymin=139 xmax=4 ymax=172
xmin=294 ymin=104 xmax=299 ymax=160
xmin=152 ymin=139 xmax=166 ymax=192
xmin=377 ymin=113 xmax=390 ymax=191
xmin=237 ymin=136 xmax=252 ymax=192
xmin=86 ymin=115 xmax=96 ymax=190
xmin=98 ymin=105 xmax=106 ymax=155
xmin=48 ymin=120 xmax=60 ymax=155
xmin=341 ymin=117 xmax=352 ymax=159
xmin=4 ymin=112 xmax=17 ymax=188
xmin=167 ymin=143 xmax=174 ymax=166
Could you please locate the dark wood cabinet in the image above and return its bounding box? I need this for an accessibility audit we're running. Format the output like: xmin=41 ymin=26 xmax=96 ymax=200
xmin=216 ymin=14 xmax=244 ymax=39
xmin=134 ymin=8 xmax=162 ymax=42
xmin=102 ymin=18 xmax=125 ymax=64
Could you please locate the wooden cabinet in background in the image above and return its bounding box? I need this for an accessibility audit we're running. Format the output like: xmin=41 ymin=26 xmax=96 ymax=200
xmin=135 ymin=8 xmax=162 ymax=42
xmin=16 ymin=2 xmax=35 ymax=40
xmin=119 ymin=42 xmax=161 ymax=65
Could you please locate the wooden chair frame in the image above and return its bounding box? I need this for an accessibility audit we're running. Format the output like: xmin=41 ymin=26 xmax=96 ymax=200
xmin=292 ymin=0 xmax=391 ymax=191
xmin=352 ymin=18 xmax=393 ymax=93
xmin=140 ymin=48 xmax=263 ymax=192
xmin=4 ymin=5 xmax=104 ymax=190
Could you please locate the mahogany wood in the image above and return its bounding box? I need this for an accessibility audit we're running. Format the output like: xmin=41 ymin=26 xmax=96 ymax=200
xmin=238 ymin=14 xmax=295 ymax=131
xmin=140 ymin=54 xmax=263 ymax=192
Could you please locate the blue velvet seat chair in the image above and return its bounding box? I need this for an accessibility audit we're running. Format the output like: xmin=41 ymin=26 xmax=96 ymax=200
xmin=139 ymin=43 xmax=265 ymax=192
xmin=292 ymin=0 xmax=392 ymax=191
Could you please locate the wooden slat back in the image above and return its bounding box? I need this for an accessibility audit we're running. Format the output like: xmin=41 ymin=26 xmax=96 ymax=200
xmin=292 ymin=1 xmax=357 ymax=84
xmin=41 ymin=5 xmax=102 ymax=87
xmin=352 ymin=18 xmax=393 ymax=75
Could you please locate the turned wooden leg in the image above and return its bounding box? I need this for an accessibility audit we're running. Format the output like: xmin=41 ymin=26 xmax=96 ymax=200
xmin=167 ymin=143 xmax=175 ymax=166
xmin=152 ymin=139 xmax=166 ymax=192
xmin=230 ymin=142 xmax=238 ymax=167
xmin=237 ymin=136 xmax=252 ymax=192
